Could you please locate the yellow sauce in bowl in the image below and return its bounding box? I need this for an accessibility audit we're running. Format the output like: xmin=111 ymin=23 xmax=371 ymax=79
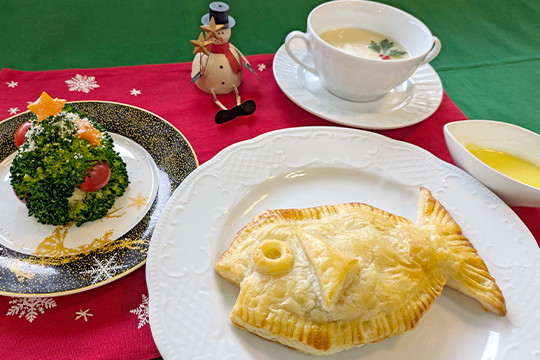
xmin=466 ymin=144 xmax=540 ymax=188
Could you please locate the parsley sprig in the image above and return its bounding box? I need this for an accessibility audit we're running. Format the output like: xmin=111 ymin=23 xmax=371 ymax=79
xmin=368 ymin=39 xmax=407 ymax=57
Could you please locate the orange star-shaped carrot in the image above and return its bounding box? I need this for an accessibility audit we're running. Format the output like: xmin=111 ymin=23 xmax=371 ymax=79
xmin=201 ymin=17 xmax=224 ymax=42
xmin=190 ymin=32 xmax=213 ymax=55
xmin=72 ymin=116 xmax=102 ymax=147
xmin=27 ymin=92 xmax=66 ymax=121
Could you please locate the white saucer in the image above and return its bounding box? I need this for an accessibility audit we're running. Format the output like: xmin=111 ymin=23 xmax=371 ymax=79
xmin=273 ymin=42 xmax=443 ymax=130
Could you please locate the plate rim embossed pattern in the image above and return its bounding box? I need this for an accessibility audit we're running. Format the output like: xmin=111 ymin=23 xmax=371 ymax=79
xmin=147 ymin=126 xmax=540 ymax=360
xmin=0 ymin=101 xmax=198 ymax=297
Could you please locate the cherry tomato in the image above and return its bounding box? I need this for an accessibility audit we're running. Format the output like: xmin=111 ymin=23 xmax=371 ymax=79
xmin=14 ymin=121 xmax=31 ymax=148
xmin=79 ymin=161 xmax=111 ymax=192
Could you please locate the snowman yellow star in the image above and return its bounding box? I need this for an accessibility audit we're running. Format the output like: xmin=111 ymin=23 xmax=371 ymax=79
xmin=200 ymin=17 xmax=224 ymax=41
xmin=190 ymin=32 xmax=212 ymax=55
xmin=27 ymin=92 xmax=66 ymax=121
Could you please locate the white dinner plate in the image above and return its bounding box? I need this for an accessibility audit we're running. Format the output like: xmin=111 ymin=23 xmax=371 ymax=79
xmin=147 ymin=126 xmax=540 ymax=360
xmin=273 ymin=42 xmax=443 ymax=130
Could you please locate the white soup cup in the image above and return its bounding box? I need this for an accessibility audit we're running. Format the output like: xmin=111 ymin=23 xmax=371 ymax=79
xmin=285 ymin=0 xmax=441 ymax=102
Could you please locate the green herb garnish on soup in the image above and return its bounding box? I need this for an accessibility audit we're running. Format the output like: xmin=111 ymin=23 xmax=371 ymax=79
xmin=319 ymin=28 xmax=408 ymax=60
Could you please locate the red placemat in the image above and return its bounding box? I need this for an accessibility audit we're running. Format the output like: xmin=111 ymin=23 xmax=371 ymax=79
xmin=0 ymin=54 xmax=538 ymax=359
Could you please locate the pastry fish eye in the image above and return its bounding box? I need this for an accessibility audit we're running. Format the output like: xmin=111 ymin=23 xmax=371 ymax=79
xmin=253 ymin=240 xmax=295 ymax=275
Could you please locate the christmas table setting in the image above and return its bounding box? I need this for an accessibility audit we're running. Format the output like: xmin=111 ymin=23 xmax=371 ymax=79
xmin=1 ymin=0 xmax=540 ymax=359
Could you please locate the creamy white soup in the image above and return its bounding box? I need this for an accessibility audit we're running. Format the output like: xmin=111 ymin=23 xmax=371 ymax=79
xmin=319 ymin=27 xmax=409 ymax=60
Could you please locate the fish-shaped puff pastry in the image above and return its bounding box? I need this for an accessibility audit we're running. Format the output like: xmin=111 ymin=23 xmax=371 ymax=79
xmin=215 ymin=187 xmax=506 ymax=356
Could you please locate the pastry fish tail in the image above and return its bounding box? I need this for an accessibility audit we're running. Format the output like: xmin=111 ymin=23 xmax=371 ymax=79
xmin=416 ymin=187 xmax=507 ymax=316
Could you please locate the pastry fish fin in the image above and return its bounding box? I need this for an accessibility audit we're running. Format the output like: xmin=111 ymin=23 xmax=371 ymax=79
xmin=417 ymin=187 xmax=507 ymax=316
xmin=294 ymin=227 xmax=359 ymax=309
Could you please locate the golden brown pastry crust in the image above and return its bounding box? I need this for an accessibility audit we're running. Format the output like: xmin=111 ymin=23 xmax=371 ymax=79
xmin=215 ymin=187 xmax=506 ymax=356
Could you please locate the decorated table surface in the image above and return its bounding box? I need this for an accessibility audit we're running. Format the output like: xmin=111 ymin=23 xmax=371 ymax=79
xmin=1 ymin=0 xmax=539 ymax=359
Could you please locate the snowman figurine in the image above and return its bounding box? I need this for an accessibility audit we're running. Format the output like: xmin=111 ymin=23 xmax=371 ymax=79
xmin=191 ymin=2 xmax=259 ymax=124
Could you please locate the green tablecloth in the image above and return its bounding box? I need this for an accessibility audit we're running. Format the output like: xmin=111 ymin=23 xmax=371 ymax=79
xmin=1 ymin=0 xmax=539 ymax=134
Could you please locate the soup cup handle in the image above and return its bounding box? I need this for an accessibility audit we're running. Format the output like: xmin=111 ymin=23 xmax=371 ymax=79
xmin=420 ymin=36 xmax=441 ymax=67
xmin=284 ymin=31 xmax=319 ymax=75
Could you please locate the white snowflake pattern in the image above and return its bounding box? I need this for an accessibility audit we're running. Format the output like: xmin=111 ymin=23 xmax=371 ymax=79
xmin=79 ymin=253 xmax=126 ymax=284
xmin=258 ymin=63 xmax=266 ymax=71
xmin=7 ymin=297 xmax=57 ymax=323
xmin=130 ymin=294 xmax=149 ymax=329
xmin=130 ymin=89 xmax=141 ymax=96
xmin=8 ymin=108 xmax=19 ymax=115
xmin=75 ymin=308 xmax=93 ymax=322
xmin=65 ymin=74 xmax=100 ymax=93
xmin=6 ymin=81 xmax=18 ymax=88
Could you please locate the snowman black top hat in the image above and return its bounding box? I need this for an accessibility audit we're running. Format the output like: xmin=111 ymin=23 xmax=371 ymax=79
xmin=201 ymin=2 xmax=236 ymax=29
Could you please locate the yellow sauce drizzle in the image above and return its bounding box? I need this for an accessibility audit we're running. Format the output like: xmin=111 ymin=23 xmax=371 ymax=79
xmin=466 ymin=144 xmax=540 ymax=188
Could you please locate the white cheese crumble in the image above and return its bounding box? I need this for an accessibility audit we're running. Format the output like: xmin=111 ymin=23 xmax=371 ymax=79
xmin=18 ymin=111 xmax=78 ymax=154
xmin=65 ymin=112 xmax=103 ymax=141
xmin=67 ymin=187 xmax=87 ymax=206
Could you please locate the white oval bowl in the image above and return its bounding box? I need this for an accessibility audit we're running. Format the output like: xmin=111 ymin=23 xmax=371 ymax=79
xmin=444 ymin=120 xmax=540 ymax=207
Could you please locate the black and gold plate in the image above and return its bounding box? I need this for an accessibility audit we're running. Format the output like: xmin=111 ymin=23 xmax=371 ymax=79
xmin=0 ymin=101 xmax=198 ymax=296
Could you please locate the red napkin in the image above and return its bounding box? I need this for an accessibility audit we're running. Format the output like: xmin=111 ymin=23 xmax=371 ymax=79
xmin=0 ymin=54 xmax=538 ymax=359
